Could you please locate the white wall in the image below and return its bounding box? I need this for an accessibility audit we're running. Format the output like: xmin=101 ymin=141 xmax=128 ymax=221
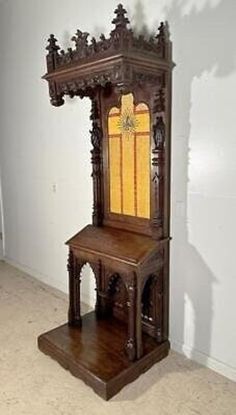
xmin=0 ymin=172 xmax=4 ymax=259
xmin=0 ymin=0 xmax=235 ymax=381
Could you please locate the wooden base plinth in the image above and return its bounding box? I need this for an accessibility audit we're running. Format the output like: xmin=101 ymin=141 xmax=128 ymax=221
xmin=38 ymin=311 xmax=170 ymax=400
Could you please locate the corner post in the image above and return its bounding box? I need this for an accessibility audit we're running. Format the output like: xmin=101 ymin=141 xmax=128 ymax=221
xmin=125 ymin=275 xmax=137 ymax=361
xmin=90 ymin=94 xmax=104 ymax=226
xmin=68 ymin=249 xmax=82 ymax=327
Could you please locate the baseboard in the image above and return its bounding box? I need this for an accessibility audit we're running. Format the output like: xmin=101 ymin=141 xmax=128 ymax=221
xmin=4 ymin=256 xmax=68 ymax=295
xmin=171 ymin=340 xmax=236 ymax=382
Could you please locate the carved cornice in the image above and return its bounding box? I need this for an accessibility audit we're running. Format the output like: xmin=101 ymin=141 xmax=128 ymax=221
xmin=44 ymin=4 xmax=173 ymax=105
xmin=46 ymin=5 xmax=171 ymax=73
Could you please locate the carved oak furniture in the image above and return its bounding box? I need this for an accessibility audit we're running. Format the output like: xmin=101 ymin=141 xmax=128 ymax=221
xmin=38 ymin=4 xmax=173 ymax=400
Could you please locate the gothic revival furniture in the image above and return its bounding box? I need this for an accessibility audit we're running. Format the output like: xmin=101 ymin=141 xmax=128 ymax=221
xmin=38 ymin=4 xmax=173 ymax=400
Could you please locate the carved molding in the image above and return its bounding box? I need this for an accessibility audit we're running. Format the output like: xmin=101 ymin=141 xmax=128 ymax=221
xmin=151 ymin=85 xmax=167 ymax=235
xmin=90 ymin=97 xmax=103 ymax=226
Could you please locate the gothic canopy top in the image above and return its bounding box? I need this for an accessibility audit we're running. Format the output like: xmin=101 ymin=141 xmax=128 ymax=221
xmin=44 ymin=4 xmax=173 ymax=106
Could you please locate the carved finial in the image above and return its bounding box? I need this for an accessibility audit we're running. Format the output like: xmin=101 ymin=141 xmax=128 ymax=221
xmin=71 ymin=29 xmax=89 ymax=51
xmin=112 ymin=4 xmax=130 ymax=29
xmin=91 ymin=37 xmax=97 ymax=53
xmin=156 ymin=22 xmax=169 ymax=44
xmin=46 ymin=34 xmax=60 ymax=54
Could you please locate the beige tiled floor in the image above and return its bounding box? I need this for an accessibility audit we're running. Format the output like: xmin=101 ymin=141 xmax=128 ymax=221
xmin=0 ymin=260 xmax=235 ymax=414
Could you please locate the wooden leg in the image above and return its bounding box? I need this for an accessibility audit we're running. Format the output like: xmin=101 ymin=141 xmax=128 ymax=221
xmin=68 ymin=250 xmax=82 ymax=327
xmin=125 ymin=276 xmax=136 ymax=361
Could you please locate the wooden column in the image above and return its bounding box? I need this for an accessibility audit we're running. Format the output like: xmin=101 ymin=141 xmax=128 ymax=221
xmin=90 ymin=95 xmax=103 ymax=226
xmin=68 ymin=249 xmax=82 ymax=327
xmin=151 ymin=86 xmax=166 ymax=240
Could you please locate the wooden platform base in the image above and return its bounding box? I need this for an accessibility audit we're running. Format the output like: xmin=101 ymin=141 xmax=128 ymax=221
xmin=38 ymin=311 xmax=170 ymax=400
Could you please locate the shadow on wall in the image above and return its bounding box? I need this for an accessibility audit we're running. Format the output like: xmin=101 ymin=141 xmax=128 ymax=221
xmin=57 ymin=1 xmax=235 ymax=399
xmin=124 ymin=0 xmax=235 ymax=394
xmin=164 ymin=0 xmax=235 ymax=366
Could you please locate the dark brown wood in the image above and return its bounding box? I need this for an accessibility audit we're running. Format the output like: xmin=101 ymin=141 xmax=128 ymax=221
xmin=66 ymin=225 xmax=165 ymax=266
xmin=38 ymin=311 xmax=170 ymax=400
xmin=38 ymin=3 xmax=173 ymax=400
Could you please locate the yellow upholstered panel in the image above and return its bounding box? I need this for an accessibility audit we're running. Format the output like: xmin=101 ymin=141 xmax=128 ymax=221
xmin=136 ymin=135 xmax=150 ymax=218
xmin=122 ymin=132 xmax=135 ymax=216
xmin=109 ymin=135 xmax=121 ymax=214
xmin=108 ymin=94 xmax=150 ymax=218
xmin=108 ymin=106 xmax=120 ymax=136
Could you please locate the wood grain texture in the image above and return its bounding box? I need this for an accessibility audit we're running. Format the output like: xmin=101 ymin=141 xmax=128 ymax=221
xmin=38 ymin=311 xmax=170 ymax=400
xmin=66 ymin=225 xmax=165 ymax=266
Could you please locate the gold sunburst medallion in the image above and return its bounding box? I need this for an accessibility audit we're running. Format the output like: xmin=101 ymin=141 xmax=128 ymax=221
xmin=117 ymin=109 xmax=139 ymax=138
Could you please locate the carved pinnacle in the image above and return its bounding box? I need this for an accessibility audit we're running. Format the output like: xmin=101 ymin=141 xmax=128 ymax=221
xmin=156 ymin=21 xmax=169 ymax=44
xmin=46 ymin=34 xmax=60 ymax=54
xmin=112 ymin=4 xmax=130 ymax=29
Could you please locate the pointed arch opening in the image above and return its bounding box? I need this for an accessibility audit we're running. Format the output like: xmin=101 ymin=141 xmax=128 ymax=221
xmin=80 ymin=262 xmax=97 ymax=310
xmin=141 ymin=274 xmax=162 ymax=339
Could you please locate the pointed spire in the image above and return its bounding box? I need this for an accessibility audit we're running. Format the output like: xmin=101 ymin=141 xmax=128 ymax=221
xmin=112 ymin=4 xmax=130 ymax=29
xmin=46 ymin=34 xmax=60 ymax=54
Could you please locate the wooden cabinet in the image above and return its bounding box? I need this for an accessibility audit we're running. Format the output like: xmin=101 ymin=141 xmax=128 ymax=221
xmin=38 ymin=4 xmax=174 ymax=400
